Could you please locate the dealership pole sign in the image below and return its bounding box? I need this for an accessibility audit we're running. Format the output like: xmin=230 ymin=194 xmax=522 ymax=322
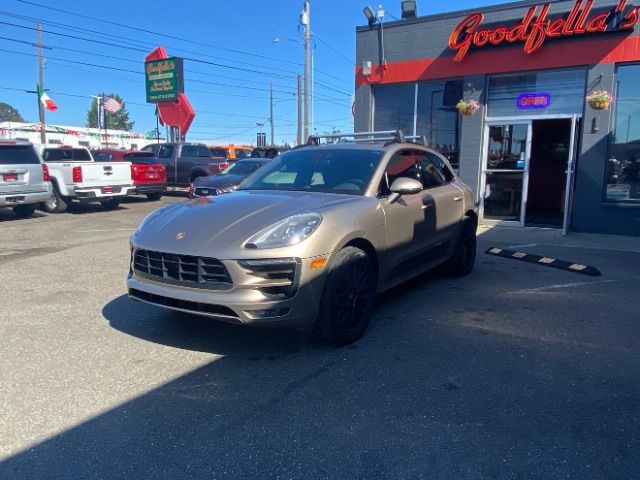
xmin=449 ymin=0 xmax=640 ymax=61
xmin=145 ymin=57 xmax=184 ymax=102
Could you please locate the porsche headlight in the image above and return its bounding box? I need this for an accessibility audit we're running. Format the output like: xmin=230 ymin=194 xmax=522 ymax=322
xmin=245 ymin=213 xmax=322 ymax=249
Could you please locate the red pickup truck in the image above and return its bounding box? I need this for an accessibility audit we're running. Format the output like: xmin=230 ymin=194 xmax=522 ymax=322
xmin=93 ymin=149 xmax=167 ymax=201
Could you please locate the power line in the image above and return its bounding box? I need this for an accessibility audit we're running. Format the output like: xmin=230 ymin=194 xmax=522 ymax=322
xmin=16 ymin=0 xmax=354 ymax=88
xmin=314 ymin=34 xmax=355 ymax=66
xmin=0 ymin=19 xmax=352 ymax=97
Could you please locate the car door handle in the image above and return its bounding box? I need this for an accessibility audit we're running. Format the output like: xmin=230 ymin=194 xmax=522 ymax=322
xmin=453 ymin=196 xmax=463 ymax=202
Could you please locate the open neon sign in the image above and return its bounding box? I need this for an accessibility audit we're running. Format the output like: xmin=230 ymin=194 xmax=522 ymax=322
xmin=517 ymin=93 xmax=551 ymax=109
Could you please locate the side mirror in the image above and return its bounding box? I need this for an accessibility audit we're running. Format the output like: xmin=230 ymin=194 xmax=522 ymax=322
xmin=388 ymin=177 xmax=423 ymax=203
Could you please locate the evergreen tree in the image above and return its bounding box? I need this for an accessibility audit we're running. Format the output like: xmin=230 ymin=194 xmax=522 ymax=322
xmin=0 ymin=102 xmax=25 ymax=122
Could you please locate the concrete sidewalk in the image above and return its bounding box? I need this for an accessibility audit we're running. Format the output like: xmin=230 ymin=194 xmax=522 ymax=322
xmin=477 ymin=224 xmax=640 ymax=253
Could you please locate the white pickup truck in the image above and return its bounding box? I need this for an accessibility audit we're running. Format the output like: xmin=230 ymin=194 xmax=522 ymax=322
xmin=42 ymin=147 xmax=135 ymax=213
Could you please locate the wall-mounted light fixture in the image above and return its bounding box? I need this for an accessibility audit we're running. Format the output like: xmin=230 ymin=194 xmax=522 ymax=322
xmin=362 ymin=60 xmax=372 ymax=76
xmin=401 ymin=0 xmax=417 ymax=19
xmin=363 ymin=5 xmax=377 ymax=25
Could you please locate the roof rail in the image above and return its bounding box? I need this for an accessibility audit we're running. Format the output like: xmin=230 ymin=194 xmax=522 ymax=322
xmin=305 ymin=130 xmax=408 ymax=146
xmin=304 ymin=131 xmax=429 ymax=147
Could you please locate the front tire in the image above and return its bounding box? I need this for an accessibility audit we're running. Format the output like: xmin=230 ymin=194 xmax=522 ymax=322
xmin=13 ymin=204 xmax=35 ymax=218
xmin=101 ymin=198 xmax=122 ymax=210
xmin=316 ymin=246 xmax=376 ymax=344
xmin=146 ymin=192 xmax=162 ymax=201
xmin=42 ymin=187 xmax=68 ymax=213
xmin=446 ymin=216 xmax=477 ymax=277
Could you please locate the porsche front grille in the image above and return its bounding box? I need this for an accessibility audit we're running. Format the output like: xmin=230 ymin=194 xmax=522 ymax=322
xmin=133 ymin=248 xmax=232 ymax=289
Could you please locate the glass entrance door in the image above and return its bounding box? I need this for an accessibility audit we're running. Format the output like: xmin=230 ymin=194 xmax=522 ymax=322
xmin=481 ymin=122 xmax=531 ymax=225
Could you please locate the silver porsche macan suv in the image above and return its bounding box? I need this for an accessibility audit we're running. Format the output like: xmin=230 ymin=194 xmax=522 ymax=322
xmin=127 ymin=132 xmax=477 ymax=343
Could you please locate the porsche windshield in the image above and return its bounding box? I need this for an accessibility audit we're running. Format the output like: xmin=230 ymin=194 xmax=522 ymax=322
xmin=238 ymin=148 xmax=383 ymax=195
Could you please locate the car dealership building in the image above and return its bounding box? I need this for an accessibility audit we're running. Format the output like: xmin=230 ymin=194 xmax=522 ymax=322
xmin=354 ymin=0 xmax=640 ymax=235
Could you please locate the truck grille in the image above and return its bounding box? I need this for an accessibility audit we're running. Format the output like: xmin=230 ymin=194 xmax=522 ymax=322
xmin=133 ymin=248 xmax=232 ymax=289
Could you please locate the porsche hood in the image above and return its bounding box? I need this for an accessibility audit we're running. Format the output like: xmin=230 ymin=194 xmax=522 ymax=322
xmin=132 ymin=190 xmax=372 ymax=256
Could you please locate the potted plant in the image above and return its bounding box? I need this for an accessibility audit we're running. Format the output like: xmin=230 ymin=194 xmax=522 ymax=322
xmin=456 ymin=99 xmax=480 ymax=116
xmin=586 ymin=90 xmax=613 ymax=110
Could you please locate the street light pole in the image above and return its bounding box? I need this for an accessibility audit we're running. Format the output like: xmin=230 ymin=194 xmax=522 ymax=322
xmin=302 ymin=0 xmax=311 ymax=141
xmin=270 ymin=82 xmax=274 ymax=146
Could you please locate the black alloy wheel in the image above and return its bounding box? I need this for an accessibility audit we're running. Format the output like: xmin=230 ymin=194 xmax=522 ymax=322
xmin=317 ymin=246 xmax=376 ymax=344
xmin=446 ymin=216 xmax=477 ymax=277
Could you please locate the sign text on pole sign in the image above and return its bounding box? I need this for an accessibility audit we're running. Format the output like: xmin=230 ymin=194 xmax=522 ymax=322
xmin=145 ymin=57 xmax=184 ymax=103
xmin=448 ymin=0 xmax=640 ymax=62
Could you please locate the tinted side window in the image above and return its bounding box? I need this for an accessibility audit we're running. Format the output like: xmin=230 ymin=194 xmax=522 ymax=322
xmin=418 ymin=151 xmax=454 ymax=188
xmin=380 ymin=150 xmax=421 ymax=195
xmin=43 ymin=149 xmax=91 ymax=161
xmin=0 ymin=146 xmax=40 ymax=165
xmin=181 ymin=145 xmax=211 ymax=157
xmin=158 ymin=145 xmax=174 ymax=158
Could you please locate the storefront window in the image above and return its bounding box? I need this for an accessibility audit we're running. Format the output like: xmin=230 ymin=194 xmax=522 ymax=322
xmin=487 ymin=69 xmax=586 ymax=118
xmin=373 ymin=80 xmax=462 ymax=171
xmin=416 ymin=80 xmax=462 ymax=170
xmin=607 ymin=65 xmax=640 ymax=203
xmin=373 ymin=84 xmax=415 ymax=136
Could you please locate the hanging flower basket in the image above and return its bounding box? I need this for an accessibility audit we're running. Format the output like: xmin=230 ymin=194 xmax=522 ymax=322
xmin=586 ymin=90 xmax=613 ymax=110
xmin=456 ymin=99 xmax=480 ymax=116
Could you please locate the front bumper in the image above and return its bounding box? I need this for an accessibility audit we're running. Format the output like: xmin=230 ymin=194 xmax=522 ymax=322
xmin=126 ymin=254 xmax=331 ymax=329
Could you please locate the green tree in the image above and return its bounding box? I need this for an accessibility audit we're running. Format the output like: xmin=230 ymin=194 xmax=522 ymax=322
xmin=0 ymin=102 xmax=26 ymax=122
xmin=86 ymin=93 xmax=134 ymax=131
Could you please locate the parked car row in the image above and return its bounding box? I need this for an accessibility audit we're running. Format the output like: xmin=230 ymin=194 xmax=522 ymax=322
xmin=1 ymin=140 xmax=278 ymax=218
xmin=0 ymin=141 xmax=168 ymax=217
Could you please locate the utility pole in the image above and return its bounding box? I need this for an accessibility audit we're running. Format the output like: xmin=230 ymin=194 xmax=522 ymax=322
xmin=297 ymin=75 xmax=302 ymax=146
xmin=36 ymin=23 xmax=46 ymax=145
xmin=301 ymin=0 xmax=310 ymax=141
xmin=269 ymin=82 xmax=274 ymax=146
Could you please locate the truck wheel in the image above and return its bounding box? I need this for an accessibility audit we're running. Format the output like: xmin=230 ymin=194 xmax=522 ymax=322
xmin=42 ymin=187 xmax=68 ymax=213
xmin=13 ymin=204 xmax=35 ymax=218
xmin=146 ymin=192 xmax=162 ymax=201
xmin=316 ymin=246 xmax=376 ymax=345
xmin=101 ymin=198 xmax=122 ymax=210
xmin=446 ymin=216 xmax=477 ymax=277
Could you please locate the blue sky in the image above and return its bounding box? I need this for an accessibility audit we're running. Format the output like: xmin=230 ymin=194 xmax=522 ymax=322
xmin=0 ymin=0 xmax=510 ymax=145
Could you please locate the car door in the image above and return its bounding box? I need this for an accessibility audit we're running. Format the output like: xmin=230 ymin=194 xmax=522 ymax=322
xmin=416 ymin=150 xmax=464 ymax=251
xmin=379 ymin=148 xmax=436 ymax=279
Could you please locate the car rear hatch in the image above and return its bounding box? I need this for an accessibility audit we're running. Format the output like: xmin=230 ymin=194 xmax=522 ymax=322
xmin=124 ymin=153 xmax=166 ymax=184
xmin=0 ymin=144 xmax=46 ymax=197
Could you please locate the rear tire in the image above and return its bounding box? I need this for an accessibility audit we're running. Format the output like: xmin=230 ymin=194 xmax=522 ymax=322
xmin=446 ymin=216 xmax=477 ymax=277
xmin=101 ymin=198 xmax=122 ymax=210
xmin=13 ymin=204 xmax=35 ymax=218
xmin=146 ymin=192 xmax=162 ymax=201
xmin=42 ymin=186 xmax=68 ymax=213
xmin=316 ymin=246 xmax=376 ymax=345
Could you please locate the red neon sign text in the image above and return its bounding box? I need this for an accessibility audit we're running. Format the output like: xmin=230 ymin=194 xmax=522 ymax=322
xmin=449 ymin=0 xmax=640 ymax=61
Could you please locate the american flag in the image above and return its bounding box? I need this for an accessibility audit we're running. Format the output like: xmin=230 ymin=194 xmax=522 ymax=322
xmin=103 ymin=97 xmax=122 ymax=113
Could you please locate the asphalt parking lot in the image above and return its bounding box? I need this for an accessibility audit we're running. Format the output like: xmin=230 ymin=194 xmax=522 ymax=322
xmin=1 ymin=197 xmax=639 ymax=479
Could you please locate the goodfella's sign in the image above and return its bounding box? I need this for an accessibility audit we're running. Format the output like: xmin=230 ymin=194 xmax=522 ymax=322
xmin=449 ymin=0 xmax=640 ymax=61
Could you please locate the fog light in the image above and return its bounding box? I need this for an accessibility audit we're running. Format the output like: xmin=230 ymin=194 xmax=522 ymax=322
xmin=244 ymin=307 xmax=291 ymax=319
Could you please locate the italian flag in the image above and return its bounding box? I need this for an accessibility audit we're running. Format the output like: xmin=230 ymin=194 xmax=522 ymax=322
xmin=37 ymin=85 xmax=57 ymax=111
